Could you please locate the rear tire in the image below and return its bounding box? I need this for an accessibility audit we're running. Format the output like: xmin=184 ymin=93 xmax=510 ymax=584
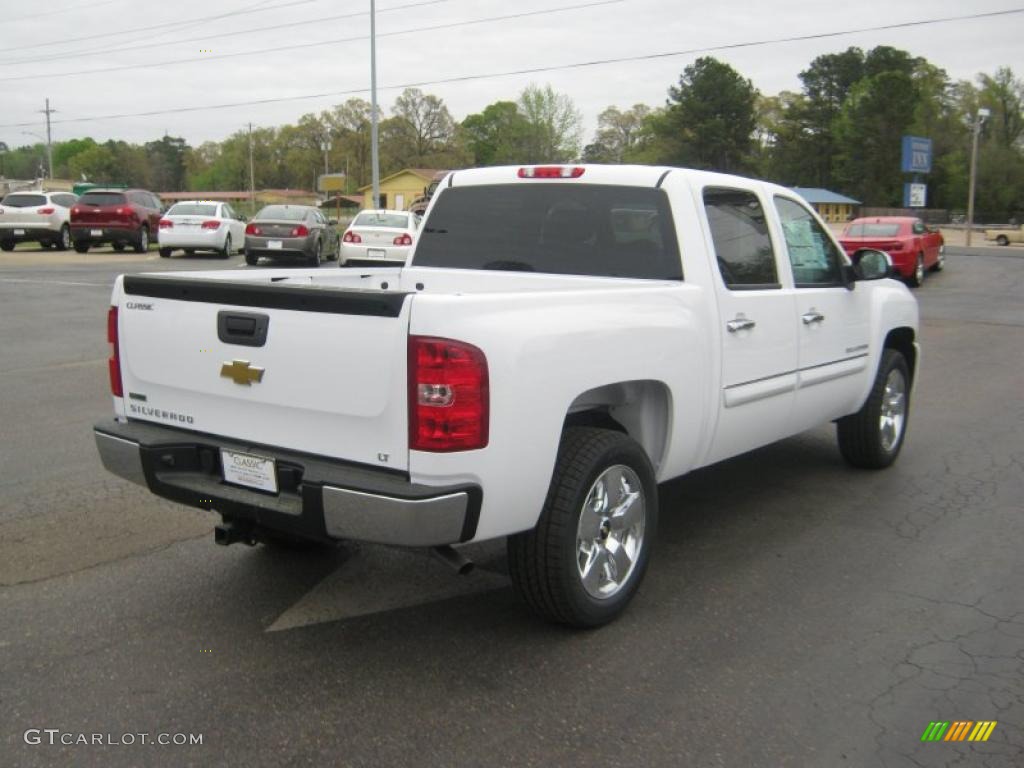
xmin=507 ymin=427 xmax=657 ymax=627
xmin=996 ymin=235 xmax=1009 ymax=246
xmin=837 ymin=349 xmax=910 ymax=469
xmin=907 ymin=253 xmax=925 ymax=287
xmin=56 ymin=225 xmax=71 ymax=251
xmin=74 ymin=242 xmax=89 ymax=253
xmin=220 ymin=234 xmax=233 ymax=259
xmin=159 ymin=247 xmax=172 ymax=258
xmin=1 ymin=240 xmax=15 ymax=252
xmin=112 ymin=242 xmax=126 ymax=252
xmin=133 ymin=226 xmax=149 ymax=254
xmin=309 ymin=239 xmax=321 ymax=267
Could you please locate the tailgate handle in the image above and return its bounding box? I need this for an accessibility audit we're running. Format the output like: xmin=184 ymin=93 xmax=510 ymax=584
xmin=218 ymin=311 xmax=269 ymax=347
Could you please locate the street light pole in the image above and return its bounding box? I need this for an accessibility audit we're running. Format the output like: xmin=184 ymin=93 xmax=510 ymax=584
xmin=370 ymin=0 xmax=380 ymax=209
xmin=966 ymin=107 xmax=990 ymax=247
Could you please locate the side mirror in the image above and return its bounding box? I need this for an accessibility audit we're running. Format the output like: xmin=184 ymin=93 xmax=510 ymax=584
xmin=852 ymin=249 xmax=893 ymax=281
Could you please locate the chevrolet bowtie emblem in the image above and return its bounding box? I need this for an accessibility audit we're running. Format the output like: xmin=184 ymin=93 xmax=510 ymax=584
xmin=220 ymin=359 xmax=265 ymax=386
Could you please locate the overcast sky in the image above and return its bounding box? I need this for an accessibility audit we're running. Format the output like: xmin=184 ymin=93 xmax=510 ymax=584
xmin=1 ymin=0 xmax=1021 ymax=151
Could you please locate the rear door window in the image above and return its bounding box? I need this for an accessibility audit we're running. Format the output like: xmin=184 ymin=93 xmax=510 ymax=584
xmin=413 ymin=183 xmax=682 ymax=280
xmin=702 ymin=187 xmax=778 ymax=289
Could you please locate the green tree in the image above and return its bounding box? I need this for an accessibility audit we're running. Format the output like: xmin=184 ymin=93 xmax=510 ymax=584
xmin=833 ymin=70 xmax=920 ymax=205
xmin=517 ymin=84 xmax=583 ymax=163
xmin=582 ymin=104 xmax=651 ymax=163
xmin=144 ymin=135 xmax=188 ymax=192
xmin=648 ymin=57 xmax=758 ymax=172
xmin=460 ymin=101 xmax=531 ymax=166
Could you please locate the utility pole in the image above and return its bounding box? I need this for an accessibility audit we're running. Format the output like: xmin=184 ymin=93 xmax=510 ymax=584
xmin=370 ymin=0 xmax=380 ymax=209
xmin=248 ymin=122 xmax=256 ymax=213
xmin=39 ymin=98 xmax=56 ymax=180
xmin=966 ymin=107 xmax=990 ymax=247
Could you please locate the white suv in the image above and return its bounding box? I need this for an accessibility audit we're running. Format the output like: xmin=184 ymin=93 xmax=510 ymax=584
xmin=0 ymin=190 xmax=77 ymax=251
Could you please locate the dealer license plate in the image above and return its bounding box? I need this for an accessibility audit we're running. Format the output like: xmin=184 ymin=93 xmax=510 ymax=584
xmin=368 ymin=248 xmax=386 ymax=258
xmin=90 ymin=229 xmax=103 ymax=237
xmin=268 ymin=240 xmax=283 ymax=249
xmin=220 ymin=449 xmax=278 ymax=493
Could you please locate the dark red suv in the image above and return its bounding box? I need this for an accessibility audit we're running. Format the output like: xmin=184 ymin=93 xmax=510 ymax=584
xmin=71 ymin=189 xmax=163 ymax=253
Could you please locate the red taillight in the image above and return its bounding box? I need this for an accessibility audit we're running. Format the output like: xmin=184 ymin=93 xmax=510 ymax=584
xmin=71 ymin=207 xmax=80 ymax=216
xmin=518 ymin=166 xmax=585 ymax=179
xmin=245 ymin=223 xmax=261 ymax=235
xmin=393 ymin=233 xmax=413 ymax=246
xmin=201 ymin=220 xmax=221 ymax=230
xmin=159 ymin=219 xmax=173 ymax=229
xmin=343 ymin=231 xmax=361 ymax=243
xmin=409 ymin=336 xmax=489 ymax=452
xmin=290 ymin=224 xmax=309 ymax=237
xmin=37 ymin=207 xmax=55 ymax=214
xmin=107 ymin=306 xmax=123 ymax=398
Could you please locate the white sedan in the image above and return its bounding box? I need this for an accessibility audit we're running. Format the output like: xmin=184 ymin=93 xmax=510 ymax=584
xmin=339 ymin=210 xmax=420 ymax=266
xmin=157 ymin=201 xmax=246 ymax=258
xmin=0 ymin=190 xmax=78 ymax=251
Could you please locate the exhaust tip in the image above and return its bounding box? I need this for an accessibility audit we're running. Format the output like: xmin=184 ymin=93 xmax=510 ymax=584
xmin=432 ymin=545 xmax=474 ymax=576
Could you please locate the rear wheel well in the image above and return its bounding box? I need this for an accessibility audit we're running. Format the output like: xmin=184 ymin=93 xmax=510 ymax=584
xmin=563 ymin=380 xmax=671 ymax=474
xmin=884 ymin=327 xmax=916 ymax=383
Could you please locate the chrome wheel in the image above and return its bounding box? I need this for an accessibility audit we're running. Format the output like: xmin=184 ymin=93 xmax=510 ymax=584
xmin=879 ymin=368 xmax=906 ymax=453
xmin=576 ymin=464 xmax=646 ymax=599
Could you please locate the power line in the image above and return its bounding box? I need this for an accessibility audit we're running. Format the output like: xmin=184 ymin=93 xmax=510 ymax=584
xmin=0 ymin=7 xmax=1020 ymax=130
xmin=0 ymin=0 xmax=623 ymax=82
xmin=0 ymin=0 xmax=320 ymax=54
xmin=0 ymin=0 xmax=456 ymax=67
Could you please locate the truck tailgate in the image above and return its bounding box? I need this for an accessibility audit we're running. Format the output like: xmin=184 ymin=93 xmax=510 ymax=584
xmin=116 ymin=275 xmax=412 ymax=471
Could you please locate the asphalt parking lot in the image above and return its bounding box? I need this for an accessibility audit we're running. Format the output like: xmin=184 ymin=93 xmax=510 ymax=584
xmin=1 ymin=244 xmax=1022 ymax=768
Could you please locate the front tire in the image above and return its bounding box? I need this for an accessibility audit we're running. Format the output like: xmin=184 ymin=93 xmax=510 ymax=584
xmin=930 ymin=247 xmax=945 ymax=272
xmin=837 ymin=349 xmax=910 ymax=469
xmin=0 ymin=240 xmax=14 ymax=252
xmin=996 ymin=235 xmax=1009 ymax=246
xmin=507 ymin=427 xmax=657 ymax=627
xmin=112 ymin=242 xmax=126 ymax=252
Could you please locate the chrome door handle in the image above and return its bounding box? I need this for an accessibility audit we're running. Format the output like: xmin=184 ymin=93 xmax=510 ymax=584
xmin=801 ymin=310 xmax=825 ymax=325
xmin=726 ymin=317 xmax=756 ymax=333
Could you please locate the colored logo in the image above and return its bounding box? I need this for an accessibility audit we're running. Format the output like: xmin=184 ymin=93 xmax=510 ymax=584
xmin=220 ymin=359 xmax=265 ymax=386
xmin=921 ymin=721 xmax=997 ymax=742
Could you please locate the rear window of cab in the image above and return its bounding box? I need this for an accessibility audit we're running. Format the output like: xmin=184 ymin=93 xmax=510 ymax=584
xmin=413 ymin=183 xmax=682 ymax=280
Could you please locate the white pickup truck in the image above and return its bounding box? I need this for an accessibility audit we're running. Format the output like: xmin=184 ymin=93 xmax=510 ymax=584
xmin=94 ymin=165 xmax=918 ymax=626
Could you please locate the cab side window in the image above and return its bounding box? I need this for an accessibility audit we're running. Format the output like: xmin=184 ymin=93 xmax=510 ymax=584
xmin=703 ymin=187 xmax=778 ymax=289
xmin=774 ymin=196 xmax=845 ymax=287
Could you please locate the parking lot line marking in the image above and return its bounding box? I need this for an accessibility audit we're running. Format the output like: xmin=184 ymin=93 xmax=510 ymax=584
xmin=0 ymin=278 xmax=109 ymax=288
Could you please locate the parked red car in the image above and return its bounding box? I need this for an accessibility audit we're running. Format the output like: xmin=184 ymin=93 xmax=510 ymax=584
xmin=70 ymin=188 xmax=163 ymax=253
xmin=838 ymin=216 xmax=944 ymax=287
